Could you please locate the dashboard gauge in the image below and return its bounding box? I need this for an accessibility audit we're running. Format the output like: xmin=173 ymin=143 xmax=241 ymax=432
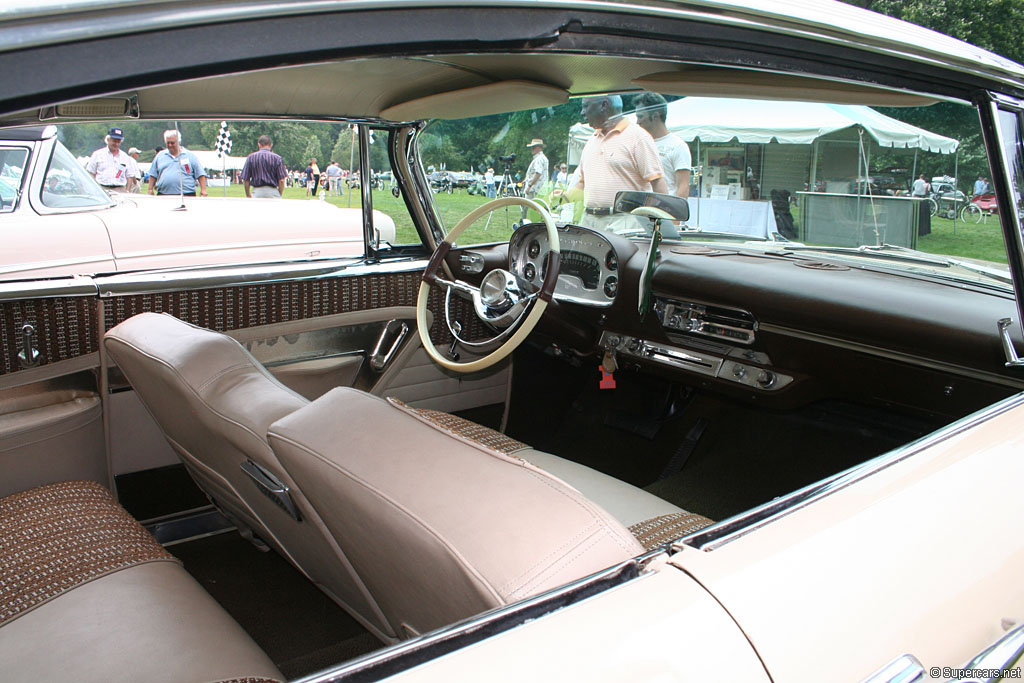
xmin=528 ymin=240 xmax=541 ymax=259
xmin=562 ymin=251 xmax=600 ymax=289
xmin=604 ymin=276 xmax=618 ymax=298
xmin=524 ymin=263 xmax=536 ymax=281
xmin=605 ymin=250 xmax=618 ymax=271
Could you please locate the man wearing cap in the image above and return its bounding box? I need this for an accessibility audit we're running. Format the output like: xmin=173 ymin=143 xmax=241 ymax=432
xmin=126 ymin=147 xmax=143 ymax=192
xmin=521 ymin=138 xmax=549 ymax=222
xmin=574 ymin=95 xmax=666 ymax=233
xmin=85 ymin=128 xmax=138 ymax=192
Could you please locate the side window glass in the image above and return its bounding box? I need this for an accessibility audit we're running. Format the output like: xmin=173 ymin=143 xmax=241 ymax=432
xmin=996 ymin=108 xmax=1024 ymax=225
xmin=0 ymin=147 xmax=29 ymax=212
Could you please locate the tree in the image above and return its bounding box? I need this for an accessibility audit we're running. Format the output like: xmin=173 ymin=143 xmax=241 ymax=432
xmin=302 ymin=135 xmax=323 ymax=167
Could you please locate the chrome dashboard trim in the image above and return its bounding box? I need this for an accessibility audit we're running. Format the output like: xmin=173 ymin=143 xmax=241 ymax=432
xmin=759 ymin=322 xmax=1024 ymax=389
xmin=684 ymin=391 xmax=1024 ymax=552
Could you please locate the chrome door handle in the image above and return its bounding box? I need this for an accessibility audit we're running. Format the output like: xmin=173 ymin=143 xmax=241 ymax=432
xmin=369 ymin=320 xmax=409 ymax=372
xmin=18 ymin=323 xmax=40 ymax=368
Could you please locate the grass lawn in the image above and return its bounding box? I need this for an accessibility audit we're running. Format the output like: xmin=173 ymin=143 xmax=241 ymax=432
xmin=214 ymin=183 xmax=1009 ymax=264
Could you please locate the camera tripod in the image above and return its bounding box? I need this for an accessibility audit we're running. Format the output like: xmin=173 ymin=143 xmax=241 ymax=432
xmin=497 ymin=163 xmax=521 ymax=198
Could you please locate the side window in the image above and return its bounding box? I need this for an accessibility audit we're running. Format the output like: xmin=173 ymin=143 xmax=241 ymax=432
xmin=0 ymin=147 xmax=29 ymax=212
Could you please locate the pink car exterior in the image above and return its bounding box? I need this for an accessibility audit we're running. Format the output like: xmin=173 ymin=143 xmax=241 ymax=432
xmin=0 ymin=126 xmax=394 ymax=280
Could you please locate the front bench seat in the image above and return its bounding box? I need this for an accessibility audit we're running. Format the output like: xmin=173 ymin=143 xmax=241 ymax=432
xmin=105 ymin=313 xmax=712 ymax=640
xmin=104 ymin=312 xmax=396 ymax=641
xmin=267 ymin=387 xmax=705 ymax=637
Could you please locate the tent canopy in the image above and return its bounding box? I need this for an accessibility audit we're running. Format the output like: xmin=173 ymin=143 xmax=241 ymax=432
xmin=569 ymin=97 xmax=958 ymax=162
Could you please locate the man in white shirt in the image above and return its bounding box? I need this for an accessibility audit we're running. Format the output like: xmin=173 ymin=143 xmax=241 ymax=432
xmin=484 ymin=168 xmax=495 ymax=198
xmin=634 ymin=92 xmax=691 ymax=197
xmin=325 ymin=161 xmax=344 ymax=196
xmin=911 ymin=174 xmax=930 ymax=197
xmin=522 ymin=138 xmax=548 ymax=222
xmin=85 ymin=128 xmax=137 ymax=192
xmin=126 ymin=147 xmax=143 ymax=192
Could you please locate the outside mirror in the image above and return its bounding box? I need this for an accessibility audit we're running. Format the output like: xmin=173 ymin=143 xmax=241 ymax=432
xmin=613 ymin=191 xmax=690 ymax=222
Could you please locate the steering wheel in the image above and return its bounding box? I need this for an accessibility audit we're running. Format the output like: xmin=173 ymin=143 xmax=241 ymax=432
xmin=417 ymin=196 xmax=560 ymax=373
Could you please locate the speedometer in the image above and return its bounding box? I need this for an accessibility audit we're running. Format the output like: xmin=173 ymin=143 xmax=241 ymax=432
xmin=561 ymin=250 xmax=601 ymax=289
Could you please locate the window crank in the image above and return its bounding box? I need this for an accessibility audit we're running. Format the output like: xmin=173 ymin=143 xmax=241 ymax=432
xmin=448 ymin=320 xmax=462 ymax=361
xmin=18 ymin=323 xmax=40 ymax=368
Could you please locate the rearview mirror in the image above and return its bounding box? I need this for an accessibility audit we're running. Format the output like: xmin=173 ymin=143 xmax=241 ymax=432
xmin=613 ymin=191 xmax=689 ymax=222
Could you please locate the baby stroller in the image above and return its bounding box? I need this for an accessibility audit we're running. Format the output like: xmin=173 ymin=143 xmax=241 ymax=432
xmin=960 ymin=193 xmax=998 ymax=223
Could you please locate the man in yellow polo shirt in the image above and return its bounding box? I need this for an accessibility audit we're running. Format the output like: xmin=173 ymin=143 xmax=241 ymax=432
xmin=574 ymin=95 xmax=667 ymax=233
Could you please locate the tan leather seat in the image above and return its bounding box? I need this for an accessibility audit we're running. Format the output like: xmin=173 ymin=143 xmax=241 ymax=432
xmin=104 ymin=312 xmax=395 ymax=641
xmin=268 ymin=388 xmax=649 ymax=637
xmin=105 ymin=313 xmax=710 ymax=640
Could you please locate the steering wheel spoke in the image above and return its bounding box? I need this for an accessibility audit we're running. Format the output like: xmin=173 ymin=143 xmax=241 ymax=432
xmin=417 ymin=196 xmax=559 ymax=372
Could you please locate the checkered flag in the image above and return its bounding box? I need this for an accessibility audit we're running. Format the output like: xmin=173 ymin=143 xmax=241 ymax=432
xmin=215 ymin=121 xmax=232 ymax=157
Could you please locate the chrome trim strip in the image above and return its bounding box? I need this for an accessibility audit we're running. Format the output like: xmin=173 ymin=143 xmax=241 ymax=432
xmin=295 ymin=555 xmax=647 ymax=683
xmin=0 ymin=277 xmax=98 ymax=301
xmin=759 ymin=322 xmax=1024 ymax=389
xmin=685 ymin=391 xmax=1024 ymax=551
xmin=110 ymin=236 xmax=363 ymax=260
xmin=94 ymin=257 xmax=429 ymax=297
xmin=860 ymin=654 xmax=926 ymax=683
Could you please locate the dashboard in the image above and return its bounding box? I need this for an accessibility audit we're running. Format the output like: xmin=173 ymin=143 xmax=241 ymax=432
xmin=508 ymin=224 xmax=620 ymax=306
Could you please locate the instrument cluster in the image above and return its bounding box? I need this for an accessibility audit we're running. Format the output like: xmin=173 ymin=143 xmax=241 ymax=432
xmin=508 ymin=224 xmax=619 ymax=307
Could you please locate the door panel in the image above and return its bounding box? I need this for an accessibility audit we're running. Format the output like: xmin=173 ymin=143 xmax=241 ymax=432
xmin=0 ymin=289 xmax=107 ymax=494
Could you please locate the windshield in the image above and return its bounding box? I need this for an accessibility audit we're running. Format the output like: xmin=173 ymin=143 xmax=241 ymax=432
xmin=40 ymin=140 xmax=113 ymax=209
xmin=426 ymin=93 xmax=1010 ymax=289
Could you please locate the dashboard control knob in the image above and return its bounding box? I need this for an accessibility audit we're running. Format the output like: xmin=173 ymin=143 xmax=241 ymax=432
xmin=685 ymin=317 xmax=701 ymax=332
xmin=627 ymin=338 xmax=642 ymax=354
xmin=732 ymin=364 xmax=746 ymax=379
xmin=669 ymin=315 xmax=682 ymax=328
xmin=607 ymin=335 xmax=622 ymax=348
xmin=756 ymin=370 xmax=776 ymax=388
xmin=604 ymin=276 xmax=618 ymax=298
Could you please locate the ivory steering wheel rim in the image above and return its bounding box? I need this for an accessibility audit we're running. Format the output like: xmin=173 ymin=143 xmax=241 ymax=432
xmin=416 ymin=196 xmax=560 ymax=373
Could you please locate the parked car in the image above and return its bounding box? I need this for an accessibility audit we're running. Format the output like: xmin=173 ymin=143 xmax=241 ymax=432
xmin=1 ymin=2 xmax=1024 ymax=683
xmin=0 ymin=126 xmax=396 ymax=279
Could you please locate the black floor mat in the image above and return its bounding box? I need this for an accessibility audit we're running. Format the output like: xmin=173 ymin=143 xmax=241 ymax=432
xmin=171 ymin=532 xmax=380 ymax=679
xmin=507 ymin=346 xmax=942 ymax=521
xmin=115 ymin=464 xmax=209 ymax=521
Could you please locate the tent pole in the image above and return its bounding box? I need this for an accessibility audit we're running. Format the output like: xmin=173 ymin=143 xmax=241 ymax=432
xmin=809 ymin=140 xmax=818 ymax=193
xmin=911 ymin=149 xmax=918 ymax=187
xmin=953 ymin=149 xmax=959 ymax=235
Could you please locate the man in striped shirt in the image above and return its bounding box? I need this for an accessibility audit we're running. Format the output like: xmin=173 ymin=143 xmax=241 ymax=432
xmin=241 ymin=135 xmax=287 ymax=198
xmin=575 ymin=95 xmax=666 ymax=233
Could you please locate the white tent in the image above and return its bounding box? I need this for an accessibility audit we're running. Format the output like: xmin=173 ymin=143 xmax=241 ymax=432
xmin=568 ymin=97 xmax=958 ymax=163
xmin=188 ymin=149 xmax=248 ymax=171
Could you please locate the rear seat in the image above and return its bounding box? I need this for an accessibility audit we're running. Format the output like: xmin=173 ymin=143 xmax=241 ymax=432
xmin=0 ymin=480 xmax=283 ymax=683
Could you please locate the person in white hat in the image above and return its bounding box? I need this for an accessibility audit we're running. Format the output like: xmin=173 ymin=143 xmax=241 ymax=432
xmin=522 ymin=138 xmax=548 ymax=222
xmin=126 ymin=147 xmax=143 ymax=192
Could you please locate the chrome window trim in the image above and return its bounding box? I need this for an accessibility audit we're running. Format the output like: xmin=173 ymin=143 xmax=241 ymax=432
xmin=94 ymin=257 xmax=429 ymax=297
xmin=685 ymin=391 xmax=1024 ymax=551
xmin=759 ymin=322 xmax=1024 ymax=389
xmin=295 ymin=553 xmax=653 ymax=683
xmin=0 ymin=277 xmax=98 ymax=301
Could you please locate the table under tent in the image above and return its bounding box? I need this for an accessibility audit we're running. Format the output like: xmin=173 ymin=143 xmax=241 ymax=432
xmin=567 ymin=97 xmax=959 ymax=247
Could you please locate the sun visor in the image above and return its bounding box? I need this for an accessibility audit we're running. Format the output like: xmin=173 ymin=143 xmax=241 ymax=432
xmin=633 ymin=70 xmax=938 ymax=107
xmin=380 ymin=80 xmax=568 ymax=121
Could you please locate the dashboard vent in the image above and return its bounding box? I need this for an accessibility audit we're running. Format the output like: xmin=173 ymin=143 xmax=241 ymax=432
xmin=795 ymin=260 xmax=850 ymax=271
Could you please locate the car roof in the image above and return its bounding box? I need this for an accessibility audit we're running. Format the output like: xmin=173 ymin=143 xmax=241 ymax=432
xmin=0 ymin=126 xmax=54 ymax=141
xmin=0 ymin=0 xmax=1021 ymax=126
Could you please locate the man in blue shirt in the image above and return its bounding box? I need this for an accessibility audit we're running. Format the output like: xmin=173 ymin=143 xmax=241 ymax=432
xmin=147 ymin=130 xmax=208 ymax=196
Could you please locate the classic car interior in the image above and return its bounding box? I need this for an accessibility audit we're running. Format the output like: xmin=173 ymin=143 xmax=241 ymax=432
xmin=2 ymin=2 xmax=1024 ymax=682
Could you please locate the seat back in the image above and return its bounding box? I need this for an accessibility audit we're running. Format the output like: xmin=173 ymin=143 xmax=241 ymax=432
xmin=103 ymin=312 xmax=395 ymax=640
xmin=268 ymin=387 xmax=644 ymax=637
